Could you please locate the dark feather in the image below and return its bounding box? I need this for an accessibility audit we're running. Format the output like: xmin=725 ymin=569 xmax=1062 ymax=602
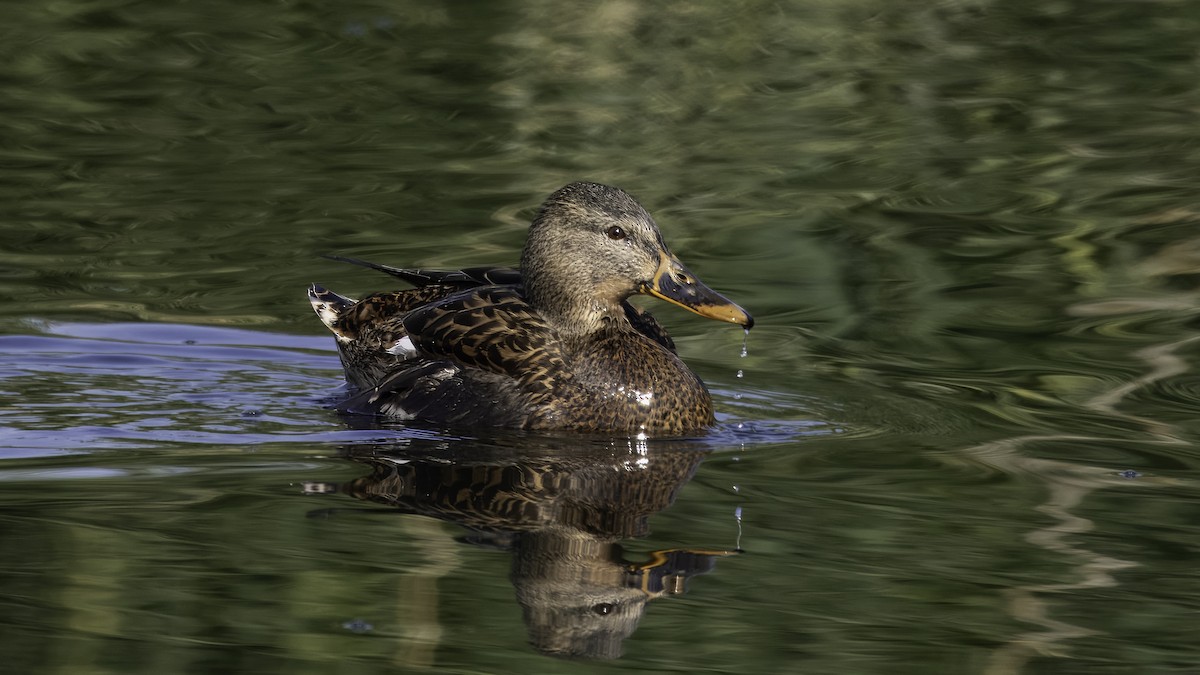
xmin=324 ymin=255 xmax=521 ymax=288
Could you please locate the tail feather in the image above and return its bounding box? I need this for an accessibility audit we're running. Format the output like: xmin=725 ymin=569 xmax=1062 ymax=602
xmin=308 ymin=284 xmax=356 ymax=341
xmin=322 ymin=254 xmax=520 ymax=288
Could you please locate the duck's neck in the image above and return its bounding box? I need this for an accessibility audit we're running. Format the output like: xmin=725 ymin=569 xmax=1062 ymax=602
xmin=522 ymin=230 xmax=630 ymax=337
xmin=523 ymin=273 xmax=626 ymax=337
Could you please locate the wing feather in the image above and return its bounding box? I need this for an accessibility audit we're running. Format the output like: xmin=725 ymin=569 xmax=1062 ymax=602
xmin=402 ymin=287 xmax=566 ymax=388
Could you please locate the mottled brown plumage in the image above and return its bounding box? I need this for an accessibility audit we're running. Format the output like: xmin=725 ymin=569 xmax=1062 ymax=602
xmin=309 ymin=182 xmax=752 ymax=436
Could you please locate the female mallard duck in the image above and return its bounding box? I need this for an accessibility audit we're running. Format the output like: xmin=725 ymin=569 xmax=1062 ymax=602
xmin=309 ymin=182 xmax=752 ymax=435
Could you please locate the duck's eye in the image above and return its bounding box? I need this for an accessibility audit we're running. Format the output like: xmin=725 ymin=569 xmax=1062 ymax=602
xmin=591 ymin=603 xmax=615 ymax=615
xmin=606 ymin=225 xmax=627 ymax=240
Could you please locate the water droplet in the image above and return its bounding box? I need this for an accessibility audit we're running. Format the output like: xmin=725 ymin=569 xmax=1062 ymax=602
xmin=732 ymin=484 xmax=740 ymax=493
xmin=735 ymin=506 xmax=743 ymax=520
xmin=740 ymin=329 xmax=749 ymax=358
xmin=736 ymin=369 xmax=743 ymax=378
xmin=342 ymin=618 xmax=374 ymax=633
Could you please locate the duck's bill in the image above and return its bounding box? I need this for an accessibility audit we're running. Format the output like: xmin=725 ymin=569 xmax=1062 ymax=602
xmin=642 ymin=251 xmax=754 ymax=328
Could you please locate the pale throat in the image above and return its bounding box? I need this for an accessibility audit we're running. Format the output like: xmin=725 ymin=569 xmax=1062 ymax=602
xmin=540 ymin=289 xmax=628 ymax=336
xmin=524 ymin=263 xmax=634 ymax=336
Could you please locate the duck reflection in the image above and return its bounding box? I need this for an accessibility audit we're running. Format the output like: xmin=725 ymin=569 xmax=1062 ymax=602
xmin=327 ymin=437 xmax=738 ymax=659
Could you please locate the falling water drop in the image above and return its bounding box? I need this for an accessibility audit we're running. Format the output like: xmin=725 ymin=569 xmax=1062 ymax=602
xmin=342 ymin=618 xmax=374 ymax=634
xmin=734 ymin=506 xmax=744 ymax=551
xmin=733 ymin=330 xmax=749 ymax=429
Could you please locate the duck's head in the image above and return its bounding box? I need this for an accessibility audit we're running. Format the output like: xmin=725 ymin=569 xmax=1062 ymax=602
xmin=521 ymin=182 xmax=753 ymax=333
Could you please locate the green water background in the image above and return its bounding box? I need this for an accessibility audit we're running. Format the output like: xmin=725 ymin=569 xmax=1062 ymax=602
xmin=2 ymin=1 xmax=1199 ymax=673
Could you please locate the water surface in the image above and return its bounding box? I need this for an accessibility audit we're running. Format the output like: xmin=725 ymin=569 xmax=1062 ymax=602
xmin=3 ymin=1 xmax=1200 ymax=673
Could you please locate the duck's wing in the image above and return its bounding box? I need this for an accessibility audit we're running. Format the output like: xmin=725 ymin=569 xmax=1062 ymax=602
xmin=323 ymin=255 xmax=521 ymax=289
xmin=335 ymin=359 xmax=530 ymax=427
xmin=335 ymin=286 xmax=562 ymax=426
xmin=401 ymin=286 xmax=564 ymax=384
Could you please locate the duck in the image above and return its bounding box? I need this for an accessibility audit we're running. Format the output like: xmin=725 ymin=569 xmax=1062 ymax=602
xmin=308 ymin=181 xmax=752 ymax=436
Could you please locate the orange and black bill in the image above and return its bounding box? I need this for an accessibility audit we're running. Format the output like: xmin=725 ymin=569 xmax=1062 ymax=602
xmin=642 ymin=251 xmax=754 ymax=328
